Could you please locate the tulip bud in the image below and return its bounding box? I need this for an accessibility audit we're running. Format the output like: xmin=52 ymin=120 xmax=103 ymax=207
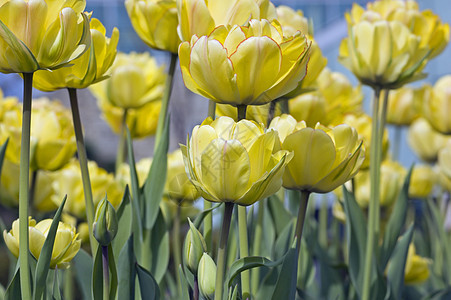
xmin=93 ymin=196 xmax=118 ymax=246
xmin=183 ymin=219 xmax=207 ymax=274
xmin=197 ymin=253 xmax=216 ymax=300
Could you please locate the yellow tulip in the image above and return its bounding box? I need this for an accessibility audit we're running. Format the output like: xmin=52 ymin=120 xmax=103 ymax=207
xmin=116 ymin=158 xmax=152 ymax=188
xmin=215 ymin=102 xmax=281 ymax=127
xmin=51 ymin=159 xmax=123 ymax=220
xmin=409 ymin=164 xmax=437 ymax=199
xmin=342 ymin=114 xmax=389 ymax=169
xmin=179 ymin=19 xmax=311 ymax=106
xmin=3 ymin=217 xmax=81 ymax=269
xmin=288 ymin=93 xmax=327 ymax=127
xmin=0 ymin=0 xmax=90 ymax=73
xmin=269 ymin=114 xmax=365 ymax=193
xmin=0 ymin=97 xmax=76 ymax=171
xmin=198 ymin=252 xmax=216 ymax=300
xmin=166 ymin=148 xmax=200 ymax=203
xmin=385 ymin=85 xmax=423 ymax=126
xmin=404 ymin=244 xmax=431 ymax=285
xmin=125 ymin=0 xmax=180 ymax=53
xmin=176 ymin=0 xmax=276 ymax=42
xmin=33 ymin=18 xmax=119 ymax=91
xmin=437 ymin=164 xmax=451 ymax=192
xmin=438 ymin=140 xmax=451 ymax=180
xmin=181 ymin=116 xmax=291 ymax=206
xmin=90 ymin=52 xmax=166 ymax=110
xmin=408 ymin=118 xmax=449 ymax=163
xmin=423 ymin=75 xmax=451 ymax=135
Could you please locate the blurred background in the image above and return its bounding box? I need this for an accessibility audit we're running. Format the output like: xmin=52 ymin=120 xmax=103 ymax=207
xmin=0 ymin=0 xmax=450 ymax=171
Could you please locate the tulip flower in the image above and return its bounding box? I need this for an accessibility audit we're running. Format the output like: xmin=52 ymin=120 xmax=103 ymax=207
xmin=269 ymin=114 xmax=365 ymax=193
xmin=385 ymin=85 xmax=422 ymax=126
xmin=179 ymin=19 xmax=311 ymax=106
xmin=33 ymin=18 xmax=119 ymax=91
xmin=181 ymin=116 xmax=291 ymax=206
xmin=176 ymin=0 xmax=276 ymax=42
xmin=423 ymin=75 xmax=451 ymax=135
xmin=404 ymin=244 xmax=431 ymax=285
xmin=93 ymin=197 xmax=118 ymax=246
xmin=409 ymin=165 xmax=437 ymax=199
xmin=0 ymin=0 xmax=90 ymax=73
xmin=3 ymin=217 xmax=81 ymax=269
xmin=125 ymin=0 xmax=180 ymax=53
xmin=438 ymin=140 xmax=451 ymax=180
xmin=198 ymin=253 xmax=217 ymax=300
xmin=408 ymin=118 xmax=449 ymax=163
xmin=184 ymin=219 xmax=207 ymax=274
xmin=166 ymin=148 xmax=200 ymax=203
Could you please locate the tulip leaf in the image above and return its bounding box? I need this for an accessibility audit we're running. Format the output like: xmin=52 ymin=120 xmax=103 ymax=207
xmin=228 ymin=285 xmax=238 ymax=300
xmin=72 ymin=249 xmax=93 ymax=300
xmin=423 ymin=287 xmax=451 ymax=300
xmin=92 ymin=246 xmax=103 ymax=300
xmin=178 ymin=266 xmax=190 ymax=300
xmin=136 ymin=263 xmax=160 ymax=300
xmin=0 ymin=283 xmax=5 ymax=300
xmin=380 ymin=167 xmax=412 ymax=270
xmin=52 ymin=269 xmax=62 ymax=300
xmin=342 ymin=186 xmax=368 ymax=298
xmin=112 ymin=185 xmax=132 ymax=259
xmin=385 ymin=224 xmax=414 ymax=300
xmin=227 ymin=256 xmax=284 ymax=288
xmin=193 ymin=203 xmax=222 ymax=228
xmin=270 ymin=241 xmax=297 ymax=300
xmin=0 ymin=138 xmax=8 ymax=178
xmin=4 ymin=267 xmax=20 ymax=300
xmin=143 ymin=115 xmax=170 ymax=229
xmin=126 ymin=127 xmax=143 ymax=242
xmin=117 ymin=236 xmax=136 ymax=300
xmin=267 ymin=194 xmax=292 ymax=235
xmin=108 ymin=245 xmax=118 ymax=300
xmin=33 ymin=195 xmax=67 ymax=300
xmin=274 ymin=219 xmax=295 ymax=260
xmin=147 ymin=209 xmax=170 ymax=283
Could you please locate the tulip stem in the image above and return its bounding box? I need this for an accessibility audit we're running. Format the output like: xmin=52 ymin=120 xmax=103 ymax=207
xmin=237 ymin=105 xmax=247 ymax=121
xmin=193 ymin=275 xmax=199 ymax=300
xmin=19 ymin=72 xmax=33 ymax=300
xmin=208 ymin=100 xmax=216 ymax=120
xmin=214 ymin=202 xmax=234 ymax=300
xmin=393 ymin=126 xmax=401 ymax=162
xmin=251 ymin=200 xmax=265 ymax=296
xmin=29 ymin=170 xmax=38 ymax=210
xmin=238 ymin=206 xmax=251 ymax=299
xmin=204 ymin=99 xmax=216 ymax=250
xmin=173 ymin=205 xmax=182 ymax=296
xmin=68 ymin=88 xmax=97 ymax=255
xmin=295 ymin=191 xmax=310 ymax=255
xmin=115 ymin=109 xmax=128 ymax=174
xmin=154 ymin=53 xmax=177 ymax=150
xmin=102 ymin=245 xmax=109 ymax=300
xmin=362 ymin=87 xmax=383 ymax=300
xmin=267 ymin=101 xmax=277 ymax=126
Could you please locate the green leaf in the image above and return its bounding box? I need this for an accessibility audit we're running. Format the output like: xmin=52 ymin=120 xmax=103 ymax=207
xmin=385 ymin=225 xmax=414 ymax=300
xmin=271 ymin=241 xmax=297 ymax=300
xmin=193 ymin=203 xmax=222 ymax=228
xmin=33 ymin=195 xmax=67 ymax=300
xmin=274 ymin=219 xmax=295 ymax=260
xmin=342 ymin=186 xmax=368 ymax=298
xmin=267 ymin=194 xmax=292 ymax=235
xmin=117 ymin=236 xmax=136 ymax=300
xmin=423 ymin=287 xmax=451 ymax=300
xmin=178 ymin=266 xmax=190 ymax=300
xmin=126 ymin=128 xmax=143 ymax=241
xmin=147 ymin=209 xmax=170 ymax=283
xmin=227 ymin=256 xmax=283 ymax=288
xmin=228 ymin=285 xmax=238 ymax=300
xmin=136 ymin=264 xmax=160 ymax=300
xmin=5 ymin=267 xmax=20 ymax=300
xmin=52 ymin=269 xmax=62 ymax=300
xmin=380 ymin=167 xmax=412 ymax=269
xmin=143 ymin=115 xmax=170 ymax=229
xmin=72 ymin=249 xmax=93 ymax=300
xmin=92 ymin=246 xmax=103 ymax=300
xmin=112 ymin=186 xmax=132 ymax=259
xmin=108 ymin=245 xmax=118 ymax=300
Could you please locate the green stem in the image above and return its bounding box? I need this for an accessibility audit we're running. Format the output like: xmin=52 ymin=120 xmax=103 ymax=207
xmin=204 ymin=99 xmax=216 ymax=251
xmin=68 ymin=88 xmax=97 ymax=255
xmin=19 ymin=72 xmax=33 ymax=300
xmin=237 ymin=105 xmax=247 ymax=121
xmin=29 ymin=170 xmax=38 ymax=211
xmin=154 ymin=53 xmax=177 ymax=150
xmin=238 ymin=206 xmax=251 ymax=299
xmin=280 ymin=98 xmax=289 ymax=114
xmin=251 ymin=200 xmax=265 ymax=296
xmin=208 ymin=100 xmax=216 ymax=120
xmin=64 ymin=267 xmax=74 ymax=300
xmin=267 ymin=101 xmax=277 ymax=127
xmin=115 ymin=109 xmax=128 ymax=174
xmin=214 ymin=202 xmax=234 ymax=300
xmin=102 ymin=245 xmax=109 ymax=300
xmin=193 ymin=275 xmax=199 ymax=300
xmin=173 ymin=205 xmax=182 ymax=296
xmin=295 ymin=191 xmax=310 ymax=255
xmin=362 ymin=87 xmax=382 ymax=300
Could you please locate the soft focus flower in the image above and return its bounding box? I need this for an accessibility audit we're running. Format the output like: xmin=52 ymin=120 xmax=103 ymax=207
xmin=125 ymin=0 xmax=180 ymax=53
xmin=181 ymin=116 xmax=291 ymax=206
xmin=288 ymin=93 xmax=326 ymax=127
xmin=404 ymin=244 xmax=431 ymax=285
xmin=385 ymin=85 xmax=423 ymax=126
xmin=90 ymin=52 xmax=166 ymax=109
xmin=33 ymin=18 xmax=119 ymax=91
xmin=184 ymin=219 xmax=207 ymax=274
xmin=166 ymin=148 xmax=200 ymax=203
xmin=176 ymin=0 xmax=276 ymax=42
xmin=3 ymin=217 xmax=81 ymax=269
xmin=215 ymin=103 xmax=281 ymax=127
xmin=408 ymin=118 xmax=449 ymax=163
xmin=422 ymin=75 xmax=451 ymax=135
xmin=197 ymin=252 xmax=216 ymax=300
xmin=269 ymin=114 xmax=365 ymax=193
xmin=409 ymin=164 xmax=437 ymax=199
xmin=116 ymin=158 xmax=152 ymax=188
xmin=179 ymin=19 xmax=311 ymax=106
xmin=51 ymin=159 xmax=123 ymax=219
xmin=0 ymin=0 xmax=90 ymax=73
xmin=0 ymin=98 xmax=76 ymax=171
xmin=342 ymin=113 xmax=389 ymax=169
xmin=438 ymin=140 xmax=451 ymax=180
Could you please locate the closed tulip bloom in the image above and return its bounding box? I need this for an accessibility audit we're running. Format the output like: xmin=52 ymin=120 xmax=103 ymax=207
xmin=269 ymin=114 xmax=365 ymax=193
xmin=408 ymin=118 xmax=449 ymax=163
xmin=181 ymin=116 xmax=291 ymax=206
xmin=215 ymin=103 xmax=281 ymax=127
xmin=176 ymin=0 xmax=276 ymax=42
xmin=423 ymin=75 xmax=451 ymax=135
xmin=386 ymin=85 xmax=423 ymax=126
xmin=166 ymin=148 xmax=200 ymax=203
xmin=33 ymin=18 xmax=119 ymax=91
xmin=197 ymin=253 xmax=217 ymax=300
xmin=409 ymin=164 xmax=437 ymax=199
xmin=404 ymin=244 xmax=431 ymax=285
xmin=0 ymin=98 xmax=76 ymax=171
xmin=125 ymin=0 xmax=180 ymax=53
xmin=51 ymin=159 xmax=123 ymax=219
xmin=3 ymin=218 xmax=81 ymax=269
xmin=438 ymin=140 xmax=451 ymax=180
xmin=90 ymin=52 xmax=166 ymax=109
xmin=0 ymin=0 xmax=90 ymax=73
xmin=179 ymin=19 xmax=311 ymax=106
